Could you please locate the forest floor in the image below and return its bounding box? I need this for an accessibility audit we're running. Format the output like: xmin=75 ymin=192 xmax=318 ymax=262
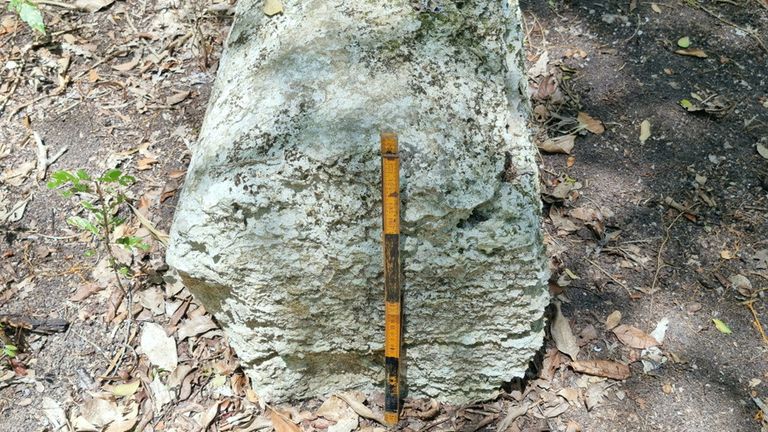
xmin=0 ymin=0 xmax=766 ymax=431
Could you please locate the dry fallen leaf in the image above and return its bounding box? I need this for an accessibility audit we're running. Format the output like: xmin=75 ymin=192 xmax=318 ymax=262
xmin=675 ymin=48 xmax=707 ymax=58
xmin=605 ymin=310 xmax=622 ymax=330
xmin=69 ymin=282 xmax=103 ymax=302
xmin=336 ymin=392 xmax=385 ymax=424
xmin=720 ymin=249 xmax=734 ymax=260
xmin=613 ymin=324 xmax=658 ymax=349
xmin=497 ymin=402 xmax=530 ymax=431
xmin=577 ymin=112 xmax=605 ymax=134
xmin=264 ymin=0 xmax=284 ymax=16
xmin=140 ymin=322 xmax=178 ymax=371
xmin=166 ymin=90 xmax=190 ymax=106
xmin=639 ymin=119 xmax=651 ymax=143
xmin=649 ymin=317 xmax=669 ymax=344
xmin=550 ymin=207 xmax=578 ymax=233
xmin=74 ymin=0 xmax=115 ymax=12
xmin=551 ymin=302 xmax=580 ymax=360
xmin=571 ymin=360 xmax=631 ymax=380
xmin=137 ymin=157 xmax=158 ymax=170
xmin=270 ymin=408 xmax=300 ymax=432
xmin=88 ymin=69 xmax=100 ymax=82
xmin=651 ymin=3 xmax=661 ymax=12
xmin=109 ymin=380 xmax=141 ymax=397
xmin=177 ymin=315 xmax=218 ymax=340
xmin=41 ymin=397 xmax=67 ymax=431
xmin=539 ymin=134 xmax=576 ymax=154
xmin=112 ymin=51 xmax=142 ymax=72
xmin=585 ymin=381 xmax=611 ymax=411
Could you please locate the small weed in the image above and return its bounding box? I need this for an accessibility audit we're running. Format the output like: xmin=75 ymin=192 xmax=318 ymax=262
xmin=7 ymin=0 xmax=45 ymax=35
xmin=47 ymin=168 xmax=147 ymax=294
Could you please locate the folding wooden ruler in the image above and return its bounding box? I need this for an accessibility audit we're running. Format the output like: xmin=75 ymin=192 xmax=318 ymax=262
xmin=380 ymin=131 xmax=402 ymax=426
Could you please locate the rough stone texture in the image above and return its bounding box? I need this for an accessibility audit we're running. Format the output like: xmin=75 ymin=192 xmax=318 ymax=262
xmin=166 ymin=0 xmax=549 ymax=403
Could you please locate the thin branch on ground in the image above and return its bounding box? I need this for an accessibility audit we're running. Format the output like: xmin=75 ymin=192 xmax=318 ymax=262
xmin=697 ymin=4 xmax=768 ymax=54
xmin=587 ymin=258 xmax=632 ymax=296
xmin=651 ymin=211 xmax=685 ymax=294
xmin=744 ymin=300 xmax=768 ymax=346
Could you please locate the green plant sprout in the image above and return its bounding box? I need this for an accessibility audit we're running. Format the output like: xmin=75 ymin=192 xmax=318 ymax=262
xmin=7 ymin=0 xmax=45 ymax=35
xmin=47 ymin=168 xmax=148 ymax=287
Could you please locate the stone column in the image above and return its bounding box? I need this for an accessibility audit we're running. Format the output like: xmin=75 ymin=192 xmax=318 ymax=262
xmin=167 ymin=0 xmax=549 ymax=403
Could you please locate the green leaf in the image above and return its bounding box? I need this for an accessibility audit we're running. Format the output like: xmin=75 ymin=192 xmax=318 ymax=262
xmin=118 ymin=175 xmax=135 ymax=186
xmin=76 ymin=169 xmax=91 ymax=180
xmin=72 ymin=183 xmax=90 ymax=193
xmin=712 ymin=319 xmax=732 ymax=334
xmin=679 ymin=99 xmax=693 ymax=110
xmin=677 ymin=36 xmax=690 ymax=48
xmin=8 ymin=0 xmax=45 ymax=35
xmin=2 ymin=343 xmax=18 ymax=358
xmin=83 ymin=249 xmax=96 ymax=257
xmin=50 ymin=170 xmax=77 ymax=184
xmin=117 ymin=236 xmax=143 ymax=250
xmin=67 ymin=216 xmax=99 ymax=235
xmin=99 ymin=169 xmax=122 ymax=183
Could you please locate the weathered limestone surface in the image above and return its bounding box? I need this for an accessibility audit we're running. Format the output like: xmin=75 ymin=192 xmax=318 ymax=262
xmin=167 ymin=0 xmax=549 ymax=403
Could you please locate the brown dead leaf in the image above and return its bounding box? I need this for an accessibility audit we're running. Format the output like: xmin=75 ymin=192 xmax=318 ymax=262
xmin=566 ymin=156 xmax=575 ymax=167
xmin=137 ymin=157 xmax=158 ymax=171
xmin=570 ymin=360 xmax=631 ymax=380
xmin=551 ymin=302 xmax=580 ymax=360
xmin=566 ymin=420 xmax=582 ymax=432
xmin=113 ymin=51 xmax=142 ymax=72
xmin=87 ymin=69 xmax=100 ymax=82
xmin=585 ymin=381 xmax=611 ymax=411
xmin=577 ymin=112 xmax=605 ymax=134
xmin=605 ymin=310 xmax=622 ymax=330
xmin=166 ymin=90 xmax=190 ymax=106
xmin=550 ymin=207 xmax=578 ymax=233
xmin=536 ymin=75 xmax=558 ymax=99
xmin=177 ymin=315 xmax=218 ymax=340
xmin=74 ymin=0 xmax=115 ymax=12
xmin=569 ymin=207 xmax=602 ymax=222
xmin=337 ymin=392 xmax=385 ymax=424
xmin=613 ymin=324 xmax=658 ymax=349
xmin=168 ymin=170 xmax=186 ymax=179
xmin=675 ymin=48 xmax=708 ymax=58
xmin=69 ymin=282 xmax=103 ymax=302
xmin=540 ymin=347 xmax=562 ymax=381
xmin=539 ymin=134 xmax=576 ymax=154
xmin=270 ymin=408 xmax=300 ymax=432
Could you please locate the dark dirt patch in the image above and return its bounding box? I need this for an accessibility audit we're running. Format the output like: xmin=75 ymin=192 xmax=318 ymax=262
xmin=524 ymin=0 xmax=768 ymax=430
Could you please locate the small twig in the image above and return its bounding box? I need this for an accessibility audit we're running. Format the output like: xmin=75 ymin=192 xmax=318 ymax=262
xmin=417 ymin=415 xmax=452 ymax=432
xmin=622 ymin=14 xmax=641 ymax=44
xmin=744 ymin=300 xmax=768 ymax=346
xmin=587 ymin=259 xmax=632 ymax=296
xmin=35 ymin=0 xmax=79 ymax=9
xmin=697 ymin=4 xmax=768 ymax=54
xmin=651 ymin=211 xmax=685 ymax=293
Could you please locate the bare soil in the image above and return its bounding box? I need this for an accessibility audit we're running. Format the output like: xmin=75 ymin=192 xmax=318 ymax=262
xmin=0 ymin=1 xmax=766 ymax=431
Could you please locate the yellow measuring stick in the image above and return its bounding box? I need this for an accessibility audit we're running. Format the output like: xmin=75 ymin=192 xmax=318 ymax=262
xmin=380 ymin=131 xmax=401 ymax=426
